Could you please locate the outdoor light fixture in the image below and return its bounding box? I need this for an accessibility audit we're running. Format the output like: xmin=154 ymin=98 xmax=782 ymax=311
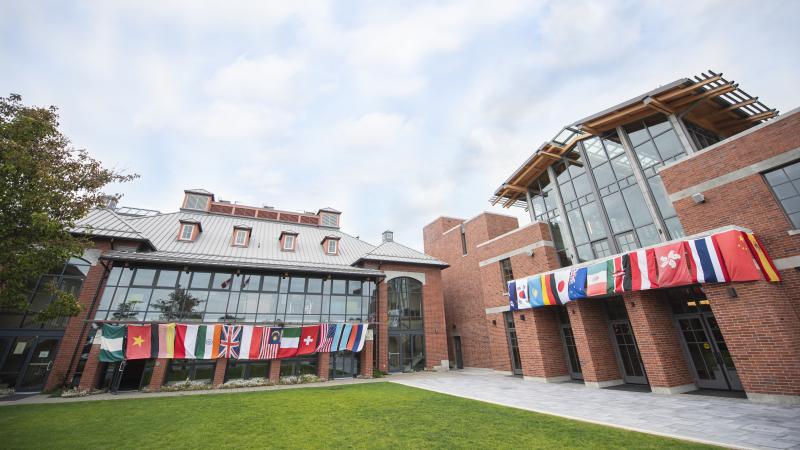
xmin=492 ymin=320 xmax=497 ymax=326
xmin=727 ymin=287 xmax=738 ymax=298
xmin=520 ymin=314 xmax=526 ymax=321
xmin=691 ymin=192 xmax=706 ymax=203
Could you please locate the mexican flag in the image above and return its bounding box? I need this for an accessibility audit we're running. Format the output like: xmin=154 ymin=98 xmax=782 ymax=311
xmin=99 ymin=324 xmax=125 ymax=362
xmin=277 ymin=327 xmax=301 ymax=358
xmin=586 ymin=261 xmax=608 ymax=297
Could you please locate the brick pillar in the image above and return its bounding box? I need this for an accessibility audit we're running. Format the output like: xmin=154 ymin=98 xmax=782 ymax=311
xmin=269 ymin=360 xmax=281 ymax=384
xmin=77 ymin=344 xmax=103 ymax=391
xmin=147 ymin=358 xmax=169 ymax=391
xmin=421 ymin=271 xmax=449 ymax=370
xmin=360 ymin=339 xmax=374 ymax=378
xmin=213 ymin=358 xmax=227 ymax=387
xmin=376 ymin=280 xmax=389 ymax=372
xmin=704 ymin=280 xmax=800 ymax=404
xmin=568 ymin=300 xmax=622 ymax=388
xmin=487 ymin=313 xmax=512 ymax=372
xmin=623 ymin=291 xmax=695 ymax=394
xmin=317 ymin=352 xmax=330 ymax=381
xmin=513 ymin=309 xmax=569 ymax=382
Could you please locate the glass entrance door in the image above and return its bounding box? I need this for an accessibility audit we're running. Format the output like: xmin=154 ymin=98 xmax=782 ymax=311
xmin=329 ymin=352 xmax=359 ymax=379
xmin=676 ymin=314 xmax=742 ymax=390
xmin=387 ymin=333 xmax=425 ymax=372
xmin=504 ymin=312 xmax=522 ymax=376
xmin=0 ymin=336 xmax=61 ymax=392
xmin=609 ymin=320 xmax=648 ymax=385
xmin=453 ymin=336 xmax=463 ymax=369
xmin=560 ymin=324 xmax=583 ymax=380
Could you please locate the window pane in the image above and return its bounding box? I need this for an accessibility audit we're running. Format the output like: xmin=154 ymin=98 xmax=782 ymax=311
xmin=262 ymin=276 xmax=279 ymax=292
xmin=346 ymin=296 xmax=361 ymax=317
xmin=616 ymin=232 xmax=637 ymax=252
xmin=289 ymin=277 xmax=306 ymax=293
xmin=636 ymin=224 xmax=660 ymax=247
xmin=559 ymin=182 xmax=576 ymax=203
xmin=206 ymin=291 xmax=229 ymax=312
xmin=330 ymin=296 xmax=346 ymax=314
xmin=610 ymin=155 xmax=634 ymax=180
xmin=241 ymin=274 xmax=261 ymax=291
xmin=602 ymin=192 xmax=633 ymax=234
xmin=190 ymin=272 xmax=211 ymax=289
xmin=633 ymin=141 xmax=661 ymax=168
xmin=287 ymin=294 xmax=305 ymax=314
xmin=107 ymin=267 xmax=124 ymax=286
xmin=304 ymin=295 xmax=322 ymax=315
xmin=307 ymin=278 xmax=322 ymax=294
xmin=625 ymin=121 xmax=649 ymax=147
xmin=592 ymin=240 xmax=611 ymax=258
xmin=332 ymin=280 xmax=347 ymax=295
xmin=211 ymin=273 xmax=233 ymax=290
xmin=98 ymin=287 xmax=115 ymax=309
xmin=237 ymin=292 xmax=259 ymax=314
xmin=772 ymin=182 xmax=798 ymax=200
xmin=156 ymin=270 xmax=180 ymax=288
xmin=572 ymin=173 xmax=592 ymax=198
xmin=603 ymin=136 xmax=625 ymax=159
xmin=648 ymin=175 xmax=677 ymax=219
xmin=118 ymin=268 xmax=134 ymax=287
xmin=567 ymin=208 xmax=589 ymax=245
xmin=583 ymin=138 xmax=606 ymax=166
xmin=653 ymin=129 xmax=685 ymax=161
xmin=576 ymin=244 xmax=593 ymax=262
xmin=621 ymin=185 xmax=652 ymax=227
xmin=123 ymin=288 xmax=151 ymax=311
xmin=592 ymin=163 xmax=615 ymax=188
xmin=132 ymin=269 xmax=156 ymax=286
xmin=665 ymin=217 xmax=685 ymax=239
xmin=780 ymin=195 xmax=800 ymax=214
xmin=581 ymin=202 xmax=607 ymax=241
xmin=257 ymin=293 xmax=278 ymax=314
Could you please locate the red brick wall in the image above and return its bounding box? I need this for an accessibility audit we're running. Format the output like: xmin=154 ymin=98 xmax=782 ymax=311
xmin=148 ymin=358 xmax=169 ymax=391
xmin=360 ymin=339 xmax=374 ymax=377
xmin=513 ymin=309 xmax=569 ymax=379
xmin=213 ymin=358 xmax=227 ymax=386
xmin=317 ymin=352 xmax=330 ymax=381
xmin=567 ymin=301 xmax=621 ymax=384
xmin=269 ymin=360 xmax=281 ymax=384
xmin=376 ymin=280 xmax=389 ymax=372
xmin=77 ymin=344 xmax=103 ymax=391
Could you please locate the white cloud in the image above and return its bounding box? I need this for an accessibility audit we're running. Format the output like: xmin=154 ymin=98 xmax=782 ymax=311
xmin=205 ymin=55 xmax=305 ymax=106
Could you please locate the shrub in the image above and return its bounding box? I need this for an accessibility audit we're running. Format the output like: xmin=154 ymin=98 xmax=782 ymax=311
xmin=278 ymin=374 xmax=321 ymax=385
xmin=159 ymin=379 xmax=212 ymax=392
xmin=219 ymin=377 xmax=273 ymax=389
xmin=60 ymin=388 xmax=104 ymax=398
xmin=0 ymin=386 xmax=15 ymax=397
xmin=372 ymin=370 xmax=387 ymax=378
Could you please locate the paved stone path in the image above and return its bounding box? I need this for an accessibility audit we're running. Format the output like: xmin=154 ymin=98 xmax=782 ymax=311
xmin=389 ymin=370 xmax=800 ymax=450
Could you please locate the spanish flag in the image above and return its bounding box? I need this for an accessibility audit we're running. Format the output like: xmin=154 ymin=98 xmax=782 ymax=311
xmin=744 ymin=233 xmax=781 ymax=282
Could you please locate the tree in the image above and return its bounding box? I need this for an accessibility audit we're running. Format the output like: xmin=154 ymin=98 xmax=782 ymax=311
xmin=0 ymin=94 xmax=137 ymax=320
xmin=150 ymin=289 xmax=203 ymax=321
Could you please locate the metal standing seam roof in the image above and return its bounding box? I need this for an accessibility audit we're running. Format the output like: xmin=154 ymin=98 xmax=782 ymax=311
xmin=71 ymin=208 xmax=153 ymax=245
xmin=357 ymin=241 xmax=449 ymax=267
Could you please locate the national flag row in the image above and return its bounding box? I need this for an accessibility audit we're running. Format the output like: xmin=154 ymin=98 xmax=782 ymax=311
xmin=99 ymin=322 xmax=368 ymax=363
xmin=508 ymin=229 xmax=780 ymax=311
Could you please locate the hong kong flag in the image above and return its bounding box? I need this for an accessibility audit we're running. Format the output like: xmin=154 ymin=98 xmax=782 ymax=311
xmin=296 ymin=325 xmax=320 ymax=356
xmin=654 ymin=241 xmax=693 ymax=288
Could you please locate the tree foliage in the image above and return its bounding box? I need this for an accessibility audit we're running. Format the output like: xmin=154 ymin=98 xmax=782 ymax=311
xmin=0 ymin=94 xmax=137 ymax=320
xmin=150 ymin=289 xmax=203 ymax=322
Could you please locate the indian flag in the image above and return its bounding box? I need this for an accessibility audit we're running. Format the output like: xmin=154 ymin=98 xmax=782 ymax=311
xmin=193 ymin=324 xmax=221 ymax=359
xmin=99 ymin=324 xmax=124 ymax=362
xmin=586 ymin=261 xmax=608 ymax=297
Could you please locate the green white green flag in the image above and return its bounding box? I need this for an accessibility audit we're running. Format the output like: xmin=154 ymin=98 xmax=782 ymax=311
xmin=99 ymin=324 xmax=125 ymax=362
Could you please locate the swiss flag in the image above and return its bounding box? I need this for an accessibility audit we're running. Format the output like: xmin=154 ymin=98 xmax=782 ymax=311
xmin=654 ymin=241 xmax=693 ymax=288
xmin=713 ymin=230 xmax=763 ymax=282
xmin=296 ymin=325 xmax=320 ymax=356
xmin=126 ymin=324 xmax=152 ymax=360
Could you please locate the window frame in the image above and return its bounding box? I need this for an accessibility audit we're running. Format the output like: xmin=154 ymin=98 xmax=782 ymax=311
xmin=499 ymin=258 xmax=514 ymax=293
xmin=232 ymin=228 xmax=250 ymax=247
xmin=283 ymin=234 xmax=296 ymax=251
xmin=326 ymin=239 xmax=338 ymax=255
xmin=178 ymin=223 xmax=195 ymax=241
xmin=763 ymin=160 xmax=800 ymax=229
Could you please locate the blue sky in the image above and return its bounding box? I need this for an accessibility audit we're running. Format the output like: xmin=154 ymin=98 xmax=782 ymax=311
xmin=2 ymin=0 xmax=799 ymax=250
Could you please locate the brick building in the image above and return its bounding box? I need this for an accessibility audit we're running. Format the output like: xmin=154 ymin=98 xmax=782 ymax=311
xmin=0 ymin=190 xmax=448 ymax=393
xmin=426 ymin=71 xmax=800 ymax=404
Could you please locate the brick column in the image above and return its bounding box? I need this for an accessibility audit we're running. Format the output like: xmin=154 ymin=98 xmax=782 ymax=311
xmin=360 ymin=340 xmax=374 ymax=378
xmin=147 ymin=358 xmax=169 ymax=391
xmin=421 ymin=271 xmax=449 ymax=370
xmin=513 ymin=309 xmax=569 ymax=382
xmin=213 ymin=358 xmax=227 ymax=387
xmin=704 ymin=280 xmax=800 ymax=404
xmin=269 ymin=360 xmax=281 ymax=384
xmin=623 ymin=291 xmax=695 ymax=394
xmin=376 ymin=280 xmax=389 ymax=372
xmin=317 ymin=352 xmax=330 ymax=381
xmin=77 ymin=344 xmax=103 ymax=391
xmin=487 ymin=313 xmax=512 ymax=372
xmin=567 ymin=300 xmax=623 ymax=388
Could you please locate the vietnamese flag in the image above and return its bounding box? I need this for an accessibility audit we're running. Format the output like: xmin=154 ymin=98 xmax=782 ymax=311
xmin=126 ymin=324 xmax=152 ymax=360
xmin=297 ymin=325 xmax=320 ymax=356
xmin=713 ymin=230 xmax=763 ymax=282
xmin=654 ymin=241 xmax=693 ymax=288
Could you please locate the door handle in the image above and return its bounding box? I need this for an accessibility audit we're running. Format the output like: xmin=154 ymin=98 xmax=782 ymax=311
xmin=46 ymin=361 xmax=53 ymax=371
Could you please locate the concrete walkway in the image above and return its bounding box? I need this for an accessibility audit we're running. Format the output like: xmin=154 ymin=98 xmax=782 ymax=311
xmin=0 ymin=376 xmax=383 ymax=406
xmin=389 ymin=370 xmax=800 ymax=450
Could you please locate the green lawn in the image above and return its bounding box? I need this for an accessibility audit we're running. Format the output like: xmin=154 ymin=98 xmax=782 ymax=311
xmin=0 ymin=382 xmax=714 ymax=449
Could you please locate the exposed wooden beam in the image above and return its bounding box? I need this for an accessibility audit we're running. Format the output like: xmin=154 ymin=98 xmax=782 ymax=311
xmin=491 ymin=195 xmax=503 ymax=206
xmin=579 ymin=124 xmax=602 ymax=135
xmin=502 ymin=184 xmax=528 ymax=193
xmin=539 ymin=151 xmax=561 ymax=160
xmin=643 ymin=96 xmax=675 ymax=114
xmin=503 ymin=193 xmax=521 ymax=208
xmin=714 ymin=110 xmax=776 ymax=129
xmin=670 ymin=83 xmax=737 ymax=109
xmin=708 ymin=98 xmax=758 ymax=119
xmin=656 ymin=74 xmax=723 ymax=102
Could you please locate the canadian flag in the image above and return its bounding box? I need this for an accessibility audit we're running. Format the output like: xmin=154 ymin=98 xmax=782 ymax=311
xmin=653 ymin=242 xmax=693 ymax=288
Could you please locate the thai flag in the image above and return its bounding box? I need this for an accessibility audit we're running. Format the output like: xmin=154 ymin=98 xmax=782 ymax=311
xmin=688 ymin=236 xmax=729 ymax=283
xmin=316 ymin=324 xmax=337 ymax=352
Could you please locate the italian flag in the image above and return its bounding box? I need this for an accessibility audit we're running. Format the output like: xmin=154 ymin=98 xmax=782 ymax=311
xmin=586 ymin=262 xmax=607 ymax=297
xmin=277 ymin=327 xmax=301 ymax=358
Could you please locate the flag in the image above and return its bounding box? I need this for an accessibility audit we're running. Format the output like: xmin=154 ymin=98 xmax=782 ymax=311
xmin=625 ymin=248 xmax=658 ymax=291
xmin=654 ymin=241 xmax=693 ymax=288
xmin=174 ymin=324 xmax=198 ymax=359
xmin=218 ymin=325 xmax=242 ymax=359
xmin=297 ymin=325 xmax=320 ymax=356
xmin=553 ymin=269 xmax=572 ymax=304
xmin=515 ymin=277 xmax=532 ymax=310
xmin=330 ymin=324 xmax=345 ymax=352
xmin=744 ymin=232 xmax=781 ymax=282
xmin=193 ymin=324 xmax=220 ymax=359
xmin=354 ymin=325 xmax=368 ymax=352
xmin=156 ymin=323 xmax=176 ymax=359
xmin=586 ymin=262 xmax=608 ymax=297
xmin=688 ymin=236 xmax=729 ymax=284
xmin=316 ymin=324 xmax=337 ymax=352
xmin=125 ymin=324 xmax=152 ymax=360
xmin=336 ymin=324 xmax=353 ymax=351
xmin=277 ymin=327 xmax=301 ymax=358
xmin=260 ymin=327 xmax=281 ymax=359
xmin=99 ymin=324 xmax=124 ymax=362
xmin=219 ymin=275 xmax=234 ymax=289
xmin=713 ymin=230 xmax=763 ymax=282
xmin=345 ymin=324 xmax=361 ymax=350
xmin=246 ymin=326 xmax=266 ymax=359
xmin=237 ymin=325 xmax=254 ymax=360
xmin=606 ymin=255 xmax=627 ymax=294
xmin=508 ymin=280 xmax=518 ymax=310
xmin=527 ymin=275 xmax=544 ymax=307
xmin=568 ymin=267 xmax=587 ymax=300
xmin=540 ymin=273 xmax=560 ymax=306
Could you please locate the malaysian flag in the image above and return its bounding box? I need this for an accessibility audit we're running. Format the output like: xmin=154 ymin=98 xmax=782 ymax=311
xmin=259 ymin=327 xmax=281 ymax=359
xmin=315 ymin=323 xmax=337 ymax=352
xmin=218 ymin=325 xmax=242 ymax=358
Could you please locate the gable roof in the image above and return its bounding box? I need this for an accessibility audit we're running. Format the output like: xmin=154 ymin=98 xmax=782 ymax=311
xmin=357 ymin=240 xmax=449 ymax=267
xmin=72 ymin=208 xmax=154 ymax=248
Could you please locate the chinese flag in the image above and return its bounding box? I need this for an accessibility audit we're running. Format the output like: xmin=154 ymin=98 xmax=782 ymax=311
xmin=296 ymin=325 xmax=320 ymax=356
xmin=654 ymin=241 xmax=693 ymax=287
xmin=713 ymin=230 xmax=763 ymax=282
xmin=126 ymin=324 xmax=152 ymax=360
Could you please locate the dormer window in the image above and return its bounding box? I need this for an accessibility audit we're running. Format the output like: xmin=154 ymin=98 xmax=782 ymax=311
xmin=279 ymin=231 xmax=298 ymax=252
xmin=318 ymin=208 xmax=341 ymax=228
xmin=321 ymin=235 xmax=341 ymax=255
xmin=178 ymin=220 xmax=201 ymax=241
xmin=182 ymin=189 xmax=214 ymax=211
xmin=232 ymin=226 xmax=251 ymax=247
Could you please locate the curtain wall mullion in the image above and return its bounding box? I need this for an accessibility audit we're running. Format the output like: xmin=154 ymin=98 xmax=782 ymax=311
xmin=547 ymin=163 xmax=578 ymax=264
xmin=575 ymin=141 xmax=620 ymax=255
xmin=668 ymin=114 xmax=698 ymax=155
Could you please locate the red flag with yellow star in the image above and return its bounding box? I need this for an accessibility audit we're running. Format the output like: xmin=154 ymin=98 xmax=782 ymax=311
xmin=713 ymin=230 xmax=763 ymax=282
xmin=126 ymin=324 xmax=152 ymax=360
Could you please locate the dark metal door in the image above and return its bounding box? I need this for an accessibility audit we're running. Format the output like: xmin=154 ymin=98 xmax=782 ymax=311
xmin=609 ymin=320 xmax=648 ymax=385
xmin=16 ymin=337 xmax=61 ymax=392
xmin=504 ymin=312 xmax=522 ymax=376
xmin=453 ymin=336 xmax=463 ymax=369
xmin=675 ymin=314 xmax=740 ymax=390
xmin=560 ymin=324 xmax=583 ymax=380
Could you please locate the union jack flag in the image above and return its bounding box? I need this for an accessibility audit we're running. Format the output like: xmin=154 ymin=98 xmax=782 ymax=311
xmin=218 ymin=325 xmax=242 ymax=359
xmin=259 ymin=327 xmax=281 ymax=359
xmin=315 ymin=323 xmax=337 ymax=352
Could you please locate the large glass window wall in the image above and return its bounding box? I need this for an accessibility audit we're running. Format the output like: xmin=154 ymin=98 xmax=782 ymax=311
xmin=529 ymin=172 xmax=571 ymax=266
xmin=94 ymin=266 xmax=376 ymax=325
